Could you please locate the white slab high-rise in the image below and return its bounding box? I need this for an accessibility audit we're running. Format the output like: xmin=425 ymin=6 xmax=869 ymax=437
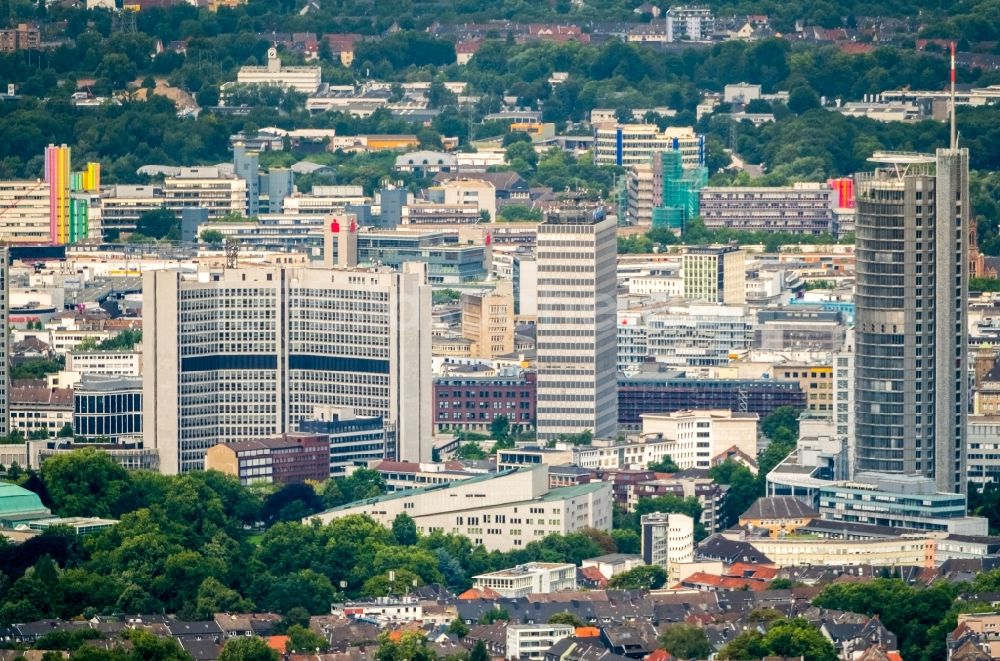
xmin=143 ymin=225 xmax=432 ymax=473
xmin=535 ymin=207 xmax=618 ymax=441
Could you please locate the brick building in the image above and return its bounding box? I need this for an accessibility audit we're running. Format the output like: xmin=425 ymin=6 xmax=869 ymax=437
xmin=204 ymin=433 xmax=330 ymax=485
xmin=433 ymin=371 xmax=536 ymax=432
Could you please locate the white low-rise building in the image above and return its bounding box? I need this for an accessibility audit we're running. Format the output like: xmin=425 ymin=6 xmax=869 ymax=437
xmin=472 ymin=562 xmax=576 ymax=598
xmin=237 ymin=48 xmax=322 ymax=94
xmin=640 ymin=409 xmax=758 ymax=470
xmin=506 ymin=624 xmax=574 ymax=661
xmin=309 ymin=466 xmax=613 ymax=552
xmin=581 ymin=553 xmax=643 ymax=579
xmin=66 ymin=351 xmax=142 ymax=377
xmin=331 ymin=597 xmax=422 ymax=625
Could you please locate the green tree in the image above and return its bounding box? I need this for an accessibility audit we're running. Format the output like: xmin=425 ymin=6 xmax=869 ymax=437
xmin=607 ymin=565 xmax=667 ymax=590
xmin=57 ymin=424 xmax=74 ymax=438
xmin=447 ymin=617 xmax=470 ymax=638
xmin=455 ymin=442 xmax=487 ymax=460
xmin=489 ymin=415 xmax=510 ymax=443
xmin=548 ymin=611 xmax=587 ymax=627
xmin=285 ymin=624 xmax=329 ymax=653
xmin=647 ymin=456 xmax=680 ymax=473
xmin=375 ymin=631 xmax=436 ymax=661
xmin=479 ymin=607 xmax=510 ymax=624
xmin=41 ymin=448 xmax=133 ymax=518
xmin=135 ymin=208 xmax=179 ymax=240
xmin=787 ymin=86 xmax=821 ymax=114
xmin=719 ymin=618 xmax=835 ymax=661
xmin=392 ymin=513 xmax=418 ymax=546
xmin=201 ymin=229 xmax=225 ymax=244
xmin=470 ymin=640 xmax=489 ymax=661
xmin=218 ymin=636 xmax=279 ymax=661
xmin=659 ymin=623 xmax=712 ymax=660
xmin=611 ymin=529 xmax=640 ymax=554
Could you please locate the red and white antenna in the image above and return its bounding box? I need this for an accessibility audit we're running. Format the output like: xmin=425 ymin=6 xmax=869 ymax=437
xmin=950 ymin=41 xmax=957 ymax=150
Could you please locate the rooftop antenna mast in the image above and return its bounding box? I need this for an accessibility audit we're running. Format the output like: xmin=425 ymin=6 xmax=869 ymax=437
xmin=950 ymin=40 xmax=957 ymax=150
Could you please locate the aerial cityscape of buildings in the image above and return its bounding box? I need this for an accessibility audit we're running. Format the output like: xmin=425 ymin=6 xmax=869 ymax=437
xmin=1 ymin=3 xmax=1000 ymax=660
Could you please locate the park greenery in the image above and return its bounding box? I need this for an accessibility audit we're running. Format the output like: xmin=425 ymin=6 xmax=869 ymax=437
xmin=0 ymin=449 xmax=631 ymax=628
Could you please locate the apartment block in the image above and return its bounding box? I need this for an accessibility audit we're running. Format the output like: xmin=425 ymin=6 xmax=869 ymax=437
xmin=66 ymin=351 xmax=143 ymax=377
xmin=665 ymin=6 xmax=714 ymax=41
xmin=298 ymin=407 xmax=388 ymax=477
xmin=594 ymin=124 xmax=704 ymax=168
xmin=640 ymin=409 xmax=758 ymax=470
xmin=472 ymin=562 xmax=576 ymax=598
xmin=236 ymin=48 xmax=322 ymax=93
xmin=772 ymin=363 xmax=833 ymax=413
xmin=0 ymin=181 xmax=51 ymax=243
xmin=618 ymin=302 xmax=752 ymax=369
xmin=682 ymin=245 xmax=746 ymax=305
xmin=143 ymin=262 xmax=432 ymax=474
xmin=818 ymin=473 xmax=986 ymax=535
xmin=311 ymin=467 xmax=613 ymax=552
xmin=632 ymin=474 xmax=727 ymax=532
xmin=162 ymin=168 xmax=247 ymax=218
xmin=9 ymin=383 xmax=72 ymax=438
xmin=506 ymin=624 xmax=574 ymax=661
xmin=754 ymin=307 xmax=847 ymax=352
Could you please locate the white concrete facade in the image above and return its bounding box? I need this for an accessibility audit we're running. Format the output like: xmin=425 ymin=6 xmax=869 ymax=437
xmin=641 ymin=409 xmax=759 ymax=470
xmin=143 ymin=263 xmax=432 ymax=474
xmin=310 ymin=467 xmax=613 ymax=552
xmin=472 ymin=562 xmax=577 ymax=598
xmin=536 ymin=210 xmax=618 ymax=441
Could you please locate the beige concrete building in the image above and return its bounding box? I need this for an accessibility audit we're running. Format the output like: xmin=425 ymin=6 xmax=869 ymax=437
xmin=741 ymin=535 xmax=936 ymax=569
xmin=309 ymin=466 xmax=613 ymax=552
xmin=0 ymin=180 xmax=51 ymax=243
xmin=461 ymin=281 xmax=515 ymax=359
xmin=640 ymin=409 xmax=758 ymax=470
xmin=237 ymin=48 xmax=322 ymax=93
xmin=435 ymin=178 xmax=497 ymax=222
xmin=772 ymin=363 xmax=834 ymax=413
xmin=162 ymin=168 xmax=247 ymax=219
xmin=682 ymin=245 xmax=746 ymax=305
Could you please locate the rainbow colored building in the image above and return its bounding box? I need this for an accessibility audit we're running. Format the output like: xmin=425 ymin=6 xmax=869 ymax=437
xmin=44 ymin=145 xmax=100 ymax=245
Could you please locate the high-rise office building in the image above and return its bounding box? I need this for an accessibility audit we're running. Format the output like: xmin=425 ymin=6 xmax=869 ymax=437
xmin=0 ymin=248 xmax=7 ymax=438
xmin=143 ymin=258 xmax=432 ymax=474
xmin=536 ymin=207 xmax=617 ymax=440
xmin=853 ymin=149 xmax=969 ymax=493
xmin=682 ymin=245 xmax=746 ymax=305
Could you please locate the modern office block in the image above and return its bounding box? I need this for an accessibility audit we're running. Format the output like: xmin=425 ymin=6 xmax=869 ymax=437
xmin=698 ymin=184 xmax=836 ymax=235
xmin=853 ymin=150 xmax=969 ymax=493
xmin=682 ymin=245 xmax=746 ymax=305
xmin=73 ymin=375 xmax=142 ymax=442
xmin=143 ymin=261 xmax=432 ymax=474
xmin=536 ymin=207 xmax=617 ymax=441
